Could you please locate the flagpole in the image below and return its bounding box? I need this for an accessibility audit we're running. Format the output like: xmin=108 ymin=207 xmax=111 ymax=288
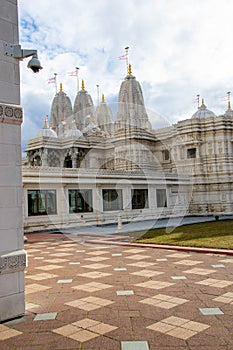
xmin=54 ymin=73 xmax=58 ymax=94
xmin=125 ymin=46 xmax=129 ymax=74
xmin=76 ymin=67 xmax=79 ymax=92
xmin=96 ymin=84 xmax=100 ymax=105
xmin=197 ymin=94 xmax=200 ymax=108
xmin=227 ymin=91 xmax=231 ymax=109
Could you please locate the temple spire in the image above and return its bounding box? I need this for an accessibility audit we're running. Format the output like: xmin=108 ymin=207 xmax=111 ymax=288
xmin=81 ymin=79 xmax=85 ymax=90
xmin=102 ymin=93 xmax=105 ymax=103
xmin=60 ymin=83 xmax=63 ymax=92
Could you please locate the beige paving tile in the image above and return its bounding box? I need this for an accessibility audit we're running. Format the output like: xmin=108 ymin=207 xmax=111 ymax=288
xmin=196 ymin=278 xmax=233 ymax=288
xmin=26 ymin=283 xmax=51 ymax=294
xmin=167 ymin=327 xmax=197 ymax=339
xmin=125 ymin=254 xmax=150 ymax=260
xmin=73 ymin=319 xmax=100 ymax=328
xmin=0 ymin=329 xmax=22 ymax=340
xmin=135 ymin=280 xmax=174 ymax=290
xmin=184 ymin=268 xmax=216 ymax=275
xmin=81 ymin=296 xmax=114 ymax=306
xmin=140 ymin=294 xmax=188 ymax=309
xmin=25 ymin=272 xmax=58 ymax=281
xmin=214 ymin=292 xmax=233 ymax=303
xmin=131 ymin=269 xmax=164 ymax=277
xmin=163 ymin=316 xmax=189 ymax=326
xmin=127 ymin=261 xmax=155 ymax=267
xmin=84 ymin=256 xmax=110 ymax=262
xmin=69 ymin=329 xmax=99 ymax=342
xmin=166 ymin=253 xmax=191 ymax=258
xmin=182 ymin=321 xmax=210 ymax=332
xmin=53 ymin=324 xmax=81 ymax=336
xmin=78 ymin=271 xmax=112 ymax=279
xmin=44 ymin=258 xmax=69 ymax=263
xmin=86 ymin=251 xmax=109 ymax=256
xmin=35 ymin=264 xmax=63 ymax=271
xmin=174 ymin=259 xmax=202 ymax=266
xmin=147 ymin=322 xmax=176 ymax=333
xmin=82 ymin=263 xmax=111 ymax=270
xmin=123 ymin=248 xmax=147 ymax=253
xmin=89 ymin=323 xmax=117 ymax=334
xmin=72 ymin=282 xmax=112 ymax=292
xmin=50 ymin=253 xmax=73 ymax=257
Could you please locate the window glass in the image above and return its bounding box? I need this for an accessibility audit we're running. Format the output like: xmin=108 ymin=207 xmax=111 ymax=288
xmin=156 ymin=189 xmax=167 ymax=208
xmin=28 ymin=190 xmax=57 ymax=216
xmin=68 ymin=189 xmax=93 ymax=213
xmin=102 ymin=189 xmax=123 ymax=211
xmin=132 ymin=189 xmax=148 ymax=209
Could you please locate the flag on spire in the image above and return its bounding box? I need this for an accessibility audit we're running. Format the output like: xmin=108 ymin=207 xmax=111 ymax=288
xmin=47 ymin=76 xmax=56 ymax=84
xmin=119 ymin=54 xmax=127 ymax=60
xmin=68 ymin=71 xmax=77 ymax=77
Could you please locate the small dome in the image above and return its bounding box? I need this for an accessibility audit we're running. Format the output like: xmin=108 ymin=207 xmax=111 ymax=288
xmin=192 ymin=99 xmax=215 ymax=119
xmin=65 ymin=119 xmax=83 ymax=138
xmin=224 ymin=101 xmax=233 ymax=117
xmin=83 ymin=120 xmax=107 ymax=138
xmin=96 ymin=94 xmax=114 ymax=135
xmin=36 ymin=118 xmax=58 ymax=138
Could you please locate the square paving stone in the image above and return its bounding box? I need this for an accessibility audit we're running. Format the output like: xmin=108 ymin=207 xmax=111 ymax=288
xmin=34 ymin=312 xmax=57 ymax=321
xmin=117 ymin=290 xmax=134 ymax=296
xmin=57 ymin=279 xmax=73 ymax=283
xmin=171 ymin=276 xmax=187 ymax=280
xmin=121 ymin=341 xmax=149 ymax=350
xmin=199 ymin=307 xmax=224 ymax=315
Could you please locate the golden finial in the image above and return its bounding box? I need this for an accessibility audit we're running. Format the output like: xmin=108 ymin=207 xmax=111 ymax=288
xmin=43 ymin=116 xmax=48 ymax=129
xmin=102 ymin=94 xmax=105 ymax=103
xmin=228 ymin=100 xmax=231 ymax=109
xmin=81 ymin=80 xmax=85 ymax=90
xmin=202 ymin=98 xmax=204 ymax=105
xmin=60 ymin=83 xmax=62 ymax=92
xmin=128 ymin=64 xmax=132 ymax=75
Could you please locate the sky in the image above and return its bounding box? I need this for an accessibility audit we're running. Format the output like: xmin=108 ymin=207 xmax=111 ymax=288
xmin=18 ymin=0 xmax=233 ymax=150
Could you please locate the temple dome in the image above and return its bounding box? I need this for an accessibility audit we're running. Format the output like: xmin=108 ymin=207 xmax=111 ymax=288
xmin=96 ymin=94 xmax=114 ymax=135
xmin=116 ymin=65 xmax=152 ymax=130
xmin=224 ymin=101 xmax=233 ymax=117
xmin=73 ymin=80 xmax=95 ymax=131
xmin=192 ymin=99 xmax=215 ymax=119
xmin=65 ymin=119 xmax=83 ymax=138
xmin=36 ymin=118 xmax=57 ymax=138
xmin=50 ymin=84 xmax=73 ymax=135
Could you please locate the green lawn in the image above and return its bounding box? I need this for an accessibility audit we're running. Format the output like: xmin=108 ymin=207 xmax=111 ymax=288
xmin=135 ymin=220 xmax=233 ymax=249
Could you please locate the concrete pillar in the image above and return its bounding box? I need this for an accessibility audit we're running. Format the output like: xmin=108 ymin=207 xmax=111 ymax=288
xmin=0 ymin=0 xmax=26 ymax=321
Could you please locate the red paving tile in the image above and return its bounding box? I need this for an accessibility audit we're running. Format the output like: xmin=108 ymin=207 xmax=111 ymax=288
xmin=1 ymin=232 xmax=233 ymax=350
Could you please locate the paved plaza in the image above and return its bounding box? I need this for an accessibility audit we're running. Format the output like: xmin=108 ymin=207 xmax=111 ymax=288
xmin=1 ymin=232 xmax=233 ymax=350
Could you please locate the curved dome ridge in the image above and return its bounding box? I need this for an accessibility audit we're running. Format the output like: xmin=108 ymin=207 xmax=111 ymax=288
xmin=192 ymin=100 xmax=215 ymax=119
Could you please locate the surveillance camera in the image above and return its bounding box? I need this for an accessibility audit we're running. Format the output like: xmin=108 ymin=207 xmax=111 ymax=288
xmin=27 ymin=54 xmax=43 ymax=73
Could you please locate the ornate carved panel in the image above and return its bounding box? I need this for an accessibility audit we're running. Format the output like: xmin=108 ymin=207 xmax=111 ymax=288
xmin=0 ymin=103 xmax=23 ymax=125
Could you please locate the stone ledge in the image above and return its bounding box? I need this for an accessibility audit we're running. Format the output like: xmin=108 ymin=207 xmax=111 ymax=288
xmin=0 ymin=103 xmax=23 ymax=125
xmin=0 ymin=249 xmax=27 ymax=274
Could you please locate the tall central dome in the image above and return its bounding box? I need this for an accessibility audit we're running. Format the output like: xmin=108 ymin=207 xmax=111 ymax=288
xmin=115 ymin=65 xmax=151 ymax=130
xmin=73 ymin=80 xmax=95 ymax=131
xmin=50 ymin=84 xmax=73 ymax=135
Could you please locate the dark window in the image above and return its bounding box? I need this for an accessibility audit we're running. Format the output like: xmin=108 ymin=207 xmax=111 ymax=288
xmin=132 ymin=189 xmax=148 ymax=209
xmin=102 ymin=189 xmax=123 ymax=211
xmin=28 ymin=190 xmax=57 ymax=216
xmin=68 ymin=189 xmax=93 ymax=213
xmin=156 ymin=189 xmax=167 ymax=208
xmin=163 ymin=149 xmax=170 ymax=161
xmin=187 ymin=148 xmax=196 ymax=159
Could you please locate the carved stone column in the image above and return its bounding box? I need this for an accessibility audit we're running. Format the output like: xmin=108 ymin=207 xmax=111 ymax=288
xmin=0 ymin=0 xmax=26 ymax=321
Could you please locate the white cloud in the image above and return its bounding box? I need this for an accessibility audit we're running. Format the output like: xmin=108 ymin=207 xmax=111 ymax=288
xmin=18 ymin=0 xmax=233 ymax=148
